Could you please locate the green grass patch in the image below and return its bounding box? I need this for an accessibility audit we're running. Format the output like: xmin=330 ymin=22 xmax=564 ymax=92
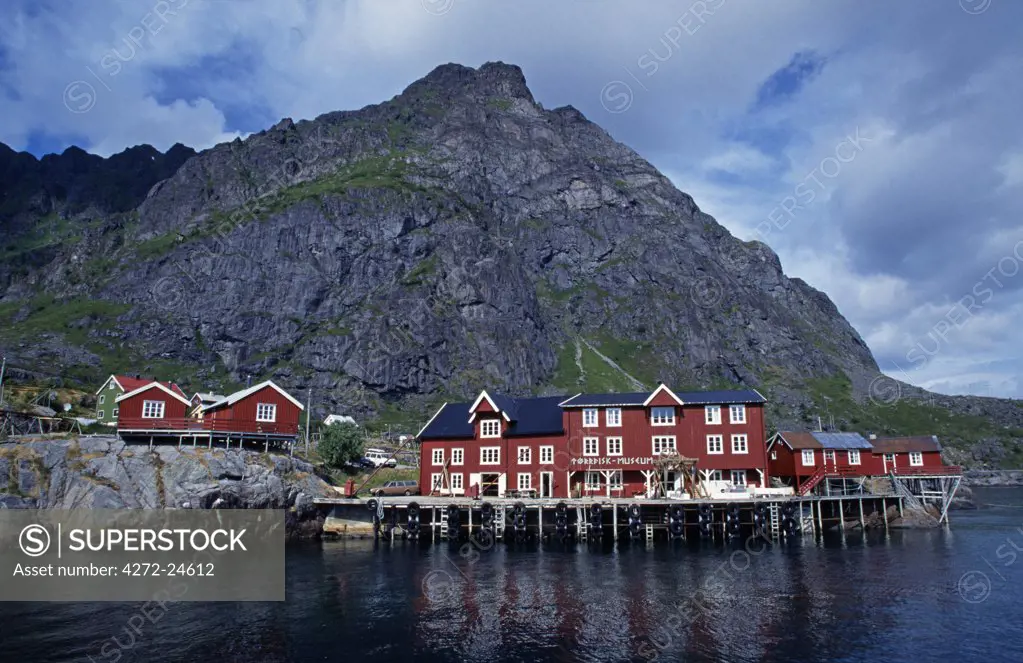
xmin=551 ymin=339 xmax=641 ymax=394
xmin=487 ymin=98 xmax=513 ymax=111
xmin=401 ymin=255 xmax=438 ymax=286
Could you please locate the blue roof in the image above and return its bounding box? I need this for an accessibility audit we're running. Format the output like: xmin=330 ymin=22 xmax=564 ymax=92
xmin=811 ymin=432 xmax=873 ymax=450
xmin=418 ymin=395 xmax=566 ymax=440
xmin=560 ymin=388 xmax=766 ymax=407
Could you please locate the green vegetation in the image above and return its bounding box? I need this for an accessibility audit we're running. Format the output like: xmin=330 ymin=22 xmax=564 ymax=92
xmin=401 ymin=255 xmax=438 ymax=286
xmin=0 ymin=296 xmax=130 ymax=348
xmin=318 ymin=422 xmax=365 ymax=469
xmin=0 ymin=213 xmax=83 ymax=261
xmin=551 ymin=339 xmax=640 ymax=393
xmin=135 ymin=232 xmax=181 ymax=259
xmin=487 ymin=98 xmax=513 ymax=111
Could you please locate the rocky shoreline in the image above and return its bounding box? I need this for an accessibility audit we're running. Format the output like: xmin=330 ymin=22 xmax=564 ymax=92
xmin=962 ymin=470 xmax=1023 ymax=487
xmin=0 ymin=436 xmax=334 ymax=538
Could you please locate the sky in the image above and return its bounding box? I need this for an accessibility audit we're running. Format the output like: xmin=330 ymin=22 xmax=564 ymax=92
xmin=1 ymin=0 xmax=1021 ymax=399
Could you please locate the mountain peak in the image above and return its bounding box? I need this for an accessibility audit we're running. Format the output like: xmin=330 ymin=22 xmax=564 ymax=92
xmin=406 ymin=61 xmax=535 ymax=104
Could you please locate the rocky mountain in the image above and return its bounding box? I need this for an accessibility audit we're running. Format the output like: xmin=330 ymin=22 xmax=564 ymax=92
xmin=1 ymin=62 xmax=1021 ymax=466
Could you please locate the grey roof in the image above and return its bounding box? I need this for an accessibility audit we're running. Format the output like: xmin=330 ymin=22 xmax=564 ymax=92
xmin=419 ymin=395 xmax=567 ymax=440
xmin=560 ymin=388 xmax=766 ymax=408
xmin=811 ymin=432 xmax=873 ymax=450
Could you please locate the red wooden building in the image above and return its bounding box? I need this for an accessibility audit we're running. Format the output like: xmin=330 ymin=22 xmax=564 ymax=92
xmin=417 ymin=385 xmax=769 ymax=499
xmin=766 ymin=431 xmax=876 ymax=491
xmin=116 ymin=379 xmax=304 ymax=445
xmin=115 ymin=382 xmax=193 ymax=432
xmin=869 ymin=435 xmax=945 ymax=474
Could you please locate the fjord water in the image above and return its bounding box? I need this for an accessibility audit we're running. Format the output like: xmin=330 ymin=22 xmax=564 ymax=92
xmin=3 ymin=489 xmax=1022 ymax=663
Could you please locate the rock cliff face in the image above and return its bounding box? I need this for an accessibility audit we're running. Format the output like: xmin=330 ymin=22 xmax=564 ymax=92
xmin=0 ymin=62 xmax=1020 ymax=463
xmin=0 ymin=438 xmax=331 ymax=536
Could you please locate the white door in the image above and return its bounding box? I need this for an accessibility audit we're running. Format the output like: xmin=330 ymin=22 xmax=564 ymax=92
xmin=469 ymin=473 xmax=481 ymax=495
xmin=883 ymin=454 xmax=896 ymax=473
xmin=540 ymin=472 xmax=553 ymax=498
xmin=497 ymin=474 xmax=507 ymax=497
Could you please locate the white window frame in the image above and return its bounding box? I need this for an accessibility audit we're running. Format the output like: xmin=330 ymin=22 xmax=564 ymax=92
xmin=585 ymin=471 xmax=601 ymax=491
xmin=608 ymin=470 xmax=623 ymax=489
xmin=848 ymin=450 xmax=861 ymax=465
xmin=583 ymin=408 xmax=599 ymax=427
xmin=518 ymin=473 xmax=532 ymax=490
xmin=540 ymin=446 xmax=554 ymax=464
xmin=432 ymin=448 xmax=444 ymax=466
xmin=605 ymin=408 xmax=622 ymax=427
xmin=451 ymin=448 xmax=464 ymax=465
xmin=583 ymin=437 xmax=599 ymax=457
xmin=731 ymin=434 xmax=748 ymax=454
xmin=480 ymin=447 xmax=500 ymax=465
xmin=652 ymin=436 xmax=677 ymax=455
xmin=706 ymin=435 xmax=724 ymax=455
xmin=709 ymin=470 xmax=723 ymax=481
xmin=97 ymin=410 xmax=105 ymax=419
xmin=651 ymin=406 xmax=675 ymax=426
xmin=705 ymin=405 xmax=722 ymax=425
xmin=606 ymin=437 xmax=623 ymax=456
xmin=450 ymin=473 xmax=463 ymax=490
xmin=112 ymin=408 xmax=118 ymax=418
xmin=256 ymin=403 xmax=277 ymax=423
xmin=142 ymin=400 xmax=165 ymax=419
xmin=909 ymin=452 xmax=924 ymax=467
xmin=801 ymin=449 xmax=815 ymax=466
xmin=824 ymin=450 xmax=836 ymax=463
xmin=431 ymin=473 xmax=443 ymax=491
xmin=518 ymin=446 xmax=532 ymax=464
xmin=729 ymin=404 xmax=746 ymax=424
xmin=770 ymin=450 xmax=777 ymax=460
xmin=730 ymin=470 xmax=747 ymax=486
xmin=109 ymin=382 xmax=115 ymax=390
xmin=98 ymin=394 xmax=105 ymax=405
xmin=481 ymin=419 xmax=501 ymax=438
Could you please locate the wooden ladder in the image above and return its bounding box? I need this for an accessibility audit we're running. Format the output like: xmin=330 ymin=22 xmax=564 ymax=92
xmin=769 ymin=504 xmax=781 ymax=538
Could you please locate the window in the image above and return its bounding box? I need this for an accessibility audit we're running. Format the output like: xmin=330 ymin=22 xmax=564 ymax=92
xmin=112 ymin=409 xmax=118 ymax=418
xmin=730 ymin=470 xmax=747 ymax=486
xmin=606 ymin=437 xmax=623 ymax=456
xmin=518 ymin=473 xmax=532 ymax=490
xmin=770 ymin=450 xmax=777 ymax=460
xmin=652 ymin=406 xmax=675 ymax=425
xmin=801 ymin=449 xmax=815 ymax=466
xmin=99 ymin=394 xmax=105 ymax=405
xmin=583 ymin=408 xmax=598 ymax=427
xmin=848 ymin=450 xmax=861 ymax=465
xmin=710 ymin=470 xmax=724 ymax=481
xmin=450 ymin=473 xmax=463 ymax=490
xmin=142 ymin=400 xmax=165 ymax=419
xmin=431 ymin=474 xmax=443 ymax=491
xmin=608 ymin=470 xmax=623 ymax=489
xmin=97 ymin=410 xmax=105 ymax=419
xmin=432 ymin=449 xmax=444 ymax=465
xmin=705 ymin=405 xmax=721 ymax=425
xmin=731 ymin=434 xmax=748 ymax=454
xmin=109 ymin=382 xmax=115 ymax=390
xmin=481 ymin=419 xmax=501 ymax=438
xmin=480 ymin=447 xmax=500 ymax=465
xmin=540 ymin=446 xmax=554 ymax=464
xmin=706 ymin=435 xmax=723 ymax=455
xmin=256 ymin=403 xmax=277 ymax=422
xmin=606 ymin=408 xmax=622 ymax=427
xmin=909 ymin=452 xmax=924 ymax=467
xmin=729 ymin=404 xmax=746 ymax=424
xmin=518 ymin=446 xmax=532 ymax=464
xmin=451 ymin=448 xmax=464 ymax=465
xmin=824 ymin=450 xmax=836 ymax=463
xmin=653 ymin=436 xmax=677 ymax=455
xmin=585 ymin=471 xmax=601 ymax=490
xmin=584 ymin=437 xmax=599 ymax=456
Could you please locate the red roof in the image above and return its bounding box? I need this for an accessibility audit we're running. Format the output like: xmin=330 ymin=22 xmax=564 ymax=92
xmin=113 ymin=375 xmax=186 ymax=399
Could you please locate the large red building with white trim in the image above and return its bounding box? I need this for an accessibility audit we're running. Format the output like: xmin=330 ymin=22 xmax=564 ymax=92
xmin=417 ymin=385 xmax=769 ymax=499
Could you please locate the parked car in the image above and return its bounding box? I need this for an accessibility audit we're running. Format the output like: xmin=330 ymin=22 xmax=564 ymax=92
xmin=346 ymin=457 xmax=375 ymax=471
xmin=365 ymin=448 xmax=398 ymax=468
xmin=371 ymin=480 xmax=419 ymax=496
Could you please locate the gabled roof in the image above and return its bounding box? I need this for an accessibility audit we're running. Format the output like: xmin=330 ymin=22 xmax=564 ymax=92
xmin=559 ymin=388 xmax=767 ymax=408
xmin=871 ymin=436 xmax=942 ymax=453
xmin=468 ymin=390 xmax=515 ymax=422
xmin=770 ymin=431 xmax=873 ymax=451
xmin=203 ymin=380 xmax=304 ymax=412
xmin=419 ymin=395 xmax=566 ymax=440
xmin=191 ymin=392 xmax=225 ymax=403
xmin=643 ymin=384 xmax=685 ymax=407
xmin=97 ymin=374 xmax=185 ymax=398
xmin=115 ymin=381 xmax=192 ymax=406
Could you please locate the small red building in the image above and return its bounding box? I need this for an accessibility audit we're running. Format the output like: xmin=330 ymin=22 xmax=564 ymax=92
xmin=766 ymin=431 xmax=876 ymax=491
xmin=201 ymin=380 xmax=304 ymax=436
xmin=115 ymin=382 xmax=193 ymax=432
xmin=869 ymin=436 xmax=945 ymax=474
xmin=418 ymin=385 xmax=769 ymax=499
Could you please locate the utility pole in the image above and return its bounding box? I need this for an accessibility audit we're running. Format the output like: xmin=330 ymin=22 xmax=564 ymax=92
xmin=305 ymin=387 xmax=312 ymax=456
xmin=0 ymin=356 xmax=6 ymax=407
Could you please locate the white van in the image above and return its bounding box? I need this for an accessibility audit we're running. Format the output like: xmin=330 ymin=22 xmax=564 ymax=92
xmin=364 ymin=448 xmax=397 ymax=468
